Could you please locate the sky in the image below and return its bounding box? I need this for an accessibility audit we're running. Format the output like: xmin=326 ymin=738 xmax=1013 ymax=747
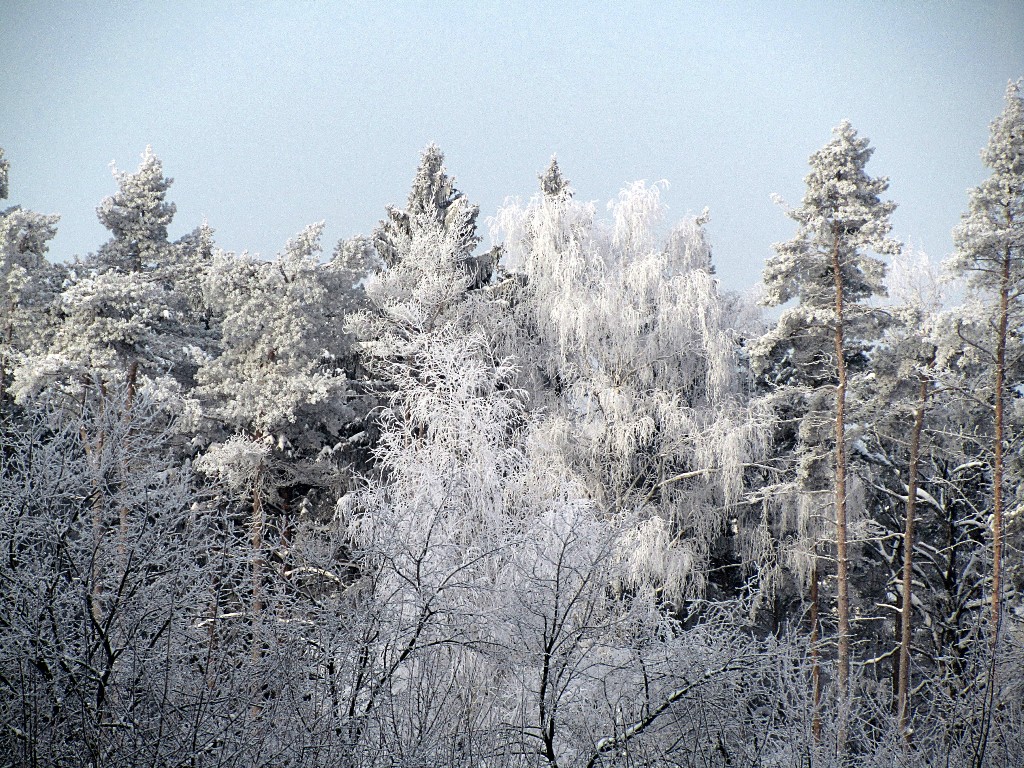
xmin=2 ymin=1 xmax=1023 ymax=291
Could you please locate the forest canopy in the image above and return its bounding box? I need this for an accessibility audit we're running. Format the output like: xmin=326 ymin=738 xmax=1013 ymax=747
xmin=0 ymin=81 xmax=1022 ymax=768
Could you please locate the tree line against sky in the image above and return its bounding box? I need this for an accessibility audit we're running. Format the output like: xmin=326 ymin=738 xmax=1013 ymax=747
xmin=0 ymin=81 xmax=1021 ymax=767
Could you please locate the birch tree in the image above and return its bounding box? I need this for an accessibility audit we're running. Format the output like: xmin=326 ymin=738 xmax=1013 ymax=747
xmin=342 ymin=210 xmax=789 ymax=767
xmin=494 ymin=172 xmax=769 ymax=600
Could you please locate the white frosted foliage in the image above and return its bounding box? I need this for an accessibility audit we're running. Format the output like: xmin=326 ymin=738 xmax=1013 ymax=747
xmin=95 ymin=147 xmax=175 ymax=273
xmin=493 ymin=179 xmax=769 ymax=597
xmin=0 ymin=197 xmax=62 ymax=380
xmin=10 ymin=148 xmax=206 ymax=417
xmin=196 ymin=223 xmax=345 ymax=437
xmin=194 ymin=433 xmax=271 ymax=490
xmin=12 ymin=270 xmax=173 ymax=402
xmin=753 ymin=121 xmax=899 ymax=546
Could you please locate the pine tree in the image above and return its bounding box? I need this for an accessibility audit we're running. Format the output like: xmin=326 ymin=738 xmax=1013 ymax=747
xmin=755 ymin=121 xmax=900 ymax=746
xmin=0 ymin=148 xmax=63 ymax=396
xmin=196 ymin=223 xmax=346 ymax=440
xmin=95 ymin=147 xmax=175 ymax=274
xmin=11 ymin=148 xmax=201 ymax=415
xmin=948 ymin=80 xmax=1024 ymax=647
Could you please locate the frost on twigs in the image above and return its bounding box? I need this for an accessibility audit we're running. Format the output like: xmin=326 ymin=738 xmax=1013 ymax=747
xmin=617 ymin=515 xmax=698 ymax=598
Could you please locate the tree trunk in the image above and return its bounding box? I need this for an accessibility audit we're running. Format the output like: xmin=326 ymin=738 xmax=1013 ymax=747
xmin=252 ymin=474 xmax=265 ymax=627
xmin=810 ymin=556 xmax=822 ymax=743
xmin=125 ymin=359 xmax=138 ymax=412
xmin=250 ymin=469 xmax=266 ymax=718
xmin=898 ymin=373 xmax=929 ymax=739
xmin=991 ymin=249 xmax=1009 ymax=648
xmin=118 ymin=361 xmax=139 ymax=565
xmin=831 ymin=239 xmax=852 ymax=750
xmin=82 ymin=378 xmax=108 ymax=625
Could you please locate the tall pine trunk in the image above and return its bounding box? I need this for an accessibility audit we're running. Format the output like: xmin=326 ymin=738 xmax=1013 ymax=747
xmin=831 ymin=238 xmax=852 ymax=750
xmin=990 ymin=249 xmax=1009 ymax=647
xmin=898 ymin=373 xmax=929 ymax=739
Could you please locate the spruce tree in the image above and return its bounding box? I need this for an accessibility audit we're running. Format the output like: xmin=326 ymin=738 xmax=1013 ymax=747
xmin=0 ymin=148 xmax=8 ymax=201
xmin=539 ymin=155 xmax=571 ymax=200
xmin=373 ymin=144 xmax=493 ymax=287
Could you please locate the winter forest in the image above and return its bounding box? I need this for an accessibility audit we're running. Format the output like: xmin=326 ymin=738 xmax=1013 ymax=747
xmin=0 ymin=78 xmax=1022 ymax=767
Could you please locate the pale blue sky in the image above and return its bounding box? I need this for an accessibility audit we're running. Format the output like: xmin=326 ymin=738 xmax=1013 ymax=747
xmin=2 ymin=1 xmax=1022 ymax=290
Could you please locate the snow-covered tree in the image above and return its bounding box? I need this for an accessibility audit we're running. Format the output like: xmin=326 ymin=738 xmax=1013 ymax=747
xmin=196 ymin=223 xmax=348 ymax=441
xmin=11 ymin=148 xmax=204 ymax=421
xmin=373 ymin=144 xmax=494 ymax=289
xmin=494 ymin=175 xmax=769 ymax=600
xmin=0 ymin=148 xmax=63 ymax=396
xmin=947 ymin=80 xmax=1024 ymax=647
xmin=0 ymin=148 xmax=8 ymax=201
xmin=94 ymin=147 xmax=175 ymax=273
xmin=0 ymin=396 xmax=225 ymax=767
xmin=195 ymin=224 xmax=355 ymax=648
xmin=753 ymin=120 xmax=900 ymax=743
xmin=538 ymin=154 xmax=572 ymax=201
xmin=340 ymin=234 xmax=790 ymax=766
